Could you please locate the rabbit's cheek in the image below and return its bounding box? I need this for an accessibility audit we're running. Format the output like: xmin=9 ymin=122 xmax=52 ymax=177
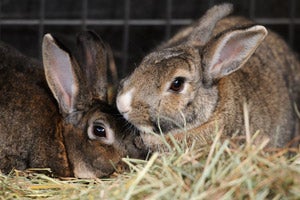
xmin=158 ymin=94 xmax=189 ymax=117
xmin=125 ymin=102 xmax=154 ymax=131
xmin=92 ymin=153 xmax=121 ymax=171
xmin=149 ymin=89 xmax=196 ymax=134
xmin=77 ymin=147 xmax=121 ymax=177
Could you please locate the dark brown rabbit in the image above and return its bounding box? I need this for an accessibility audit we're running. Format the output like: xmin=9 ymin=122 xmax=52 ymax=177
xmin=0 ymin=31 xmax=147 ymax=178
xmin=117 ymin=4 xmax=300 ymax=151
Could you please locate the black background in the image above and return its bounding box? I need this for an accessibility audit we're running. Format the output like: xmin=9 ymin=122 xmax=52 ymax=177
xmin=0 ymin=0 xmax=299 ymax=78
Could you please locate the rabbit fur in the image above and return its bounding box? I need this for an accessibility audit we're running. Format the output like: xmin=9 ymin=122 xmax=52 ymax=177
xmin=0 ymin=31 xmax=147 ymax=178
xmin=117 ymin=4 xmax=300 ymax=151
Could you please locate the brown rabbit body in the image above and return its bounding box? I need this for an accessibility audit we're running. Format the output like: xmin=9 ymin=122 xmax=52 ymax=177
xmin=117 ymin=4 xmax=300 ymax=150
xmin=0 ymin=31 xmax=146 ymax=178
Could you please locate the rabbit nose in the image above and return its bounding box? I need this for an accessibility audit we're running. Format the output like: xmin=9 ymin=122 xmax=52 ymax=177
xmin=117 ymin=89 xmax=134 ymax=117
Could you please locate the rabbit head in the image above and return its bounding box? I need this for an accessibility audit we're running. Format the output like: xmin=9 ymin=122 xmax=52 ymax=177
xmin=43 ymin=31 xmax=147 ymax=178
xmin=117 ymin=4 xmax=267 ymax=145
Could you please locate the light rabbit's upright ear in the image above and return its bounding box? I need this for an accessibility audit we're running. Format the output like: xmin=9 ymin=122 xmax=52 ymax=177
xmin=186 ymin=3 xmax=233 ymax=47
xmin=202 ymin=25 xmax=268 ymax=85
xmin=76 ymin=30 xmax=108 ymax=102
xmin=42 ymin=34 xmax=79 ymax=114
xmin=160 ymin=3 xmax=233 ymax=49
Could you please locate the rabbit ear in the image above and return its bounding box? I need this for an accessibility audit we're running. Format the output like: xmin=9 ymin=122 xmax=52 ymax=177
xmin=202 ymin=25 xmax=268 ymax=85
xmin=76 ymin=30 xmax=108 ymax=102
xmin=42 ymin=34 xmax=79 ymax=114
xmin=187 ymin=3 xmax=233 ymax=47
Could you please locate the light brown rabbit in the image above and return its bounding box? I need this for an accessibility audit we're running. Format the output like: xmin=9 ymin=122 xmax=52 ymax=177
xmin=117 ymin=4 xmax=300 ymax=151
xmin=0 ymin=30 xmax=147 ymax=178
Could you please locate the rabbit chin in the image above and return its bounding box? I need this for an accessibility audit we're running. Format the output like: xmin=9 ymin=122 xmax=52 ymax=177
xmin=139 ymin=131 xmax=166 ymax=147
xmin=73 ymin=162 xmax=98 ymax=178
xmin=136 ymin=125 xmax=155 ymax=134
xmin=137 ymin=124 xmax=174 ymax=148
xmin=73 ymin=162 xmax=113 ymax=179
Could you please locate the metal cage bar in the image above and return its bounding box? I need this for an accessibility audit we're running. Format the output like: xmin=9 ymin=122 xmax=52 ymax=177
xmin=0 ymin=18 xmax=299 ymax=26
xmin=38 ymin=0 xmax=45 ymax=60
xmin=122 ymin=0 xmax=130 ymax=74
xmin=289 ymin=0 xmax=296 ymax=48
xmin=82 ymin=0 xmax=88 ymax=29
xmin=165 ymin=0 xmax=172 ymax=40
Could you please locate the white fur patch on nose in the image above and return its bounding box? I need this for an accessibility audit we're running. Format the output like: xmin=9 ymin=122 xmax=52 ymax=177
xmin=117 ymin=88 xmax=134 ymax=117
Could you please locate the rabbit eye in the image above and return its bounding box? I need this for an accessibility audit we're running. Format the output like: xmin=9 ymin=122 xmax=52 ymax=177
xmin=93 ymin=125 xmax=106 ymax=138
xmin=88 ymin=121 xmax=115 ymax=145
xmin=169 ymin=77 xmax=185 ymax=92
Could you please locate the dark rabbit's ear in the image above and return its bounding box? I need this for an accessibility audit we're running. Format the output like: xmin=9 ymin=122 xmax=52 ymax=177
xmin=202 ymin=25 xmax=268 ymax=85
xmin=77 ymin=30 xmax=108 ymax=102
xmin=42 ymin=34 xmax=79 ymax=114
